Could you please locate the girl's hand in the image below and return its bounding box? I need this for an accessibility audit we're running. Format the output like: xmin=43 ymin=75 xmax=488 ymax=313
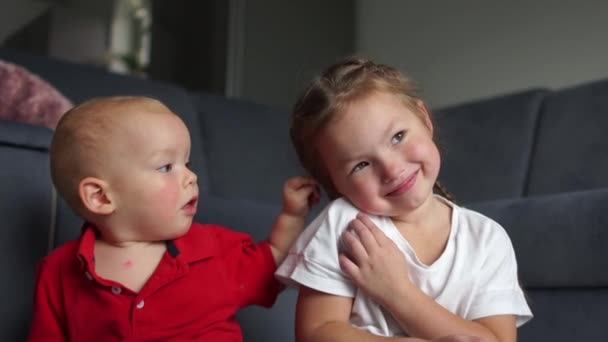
xmin=338 ymin=213 xmax=412 ymax=307
xmin=281 ymin=176 xmax=320 ymax=217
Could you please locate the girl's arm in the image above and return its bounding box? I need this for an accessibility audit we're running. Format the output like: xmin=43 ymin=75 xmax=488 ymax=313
xmin=340 ymin=214 xmax=516 ymax=342
xmin=296 ymin=286 xmax=488 ymax=342
xmin=296 ymin=286 xmax=423 ymax=342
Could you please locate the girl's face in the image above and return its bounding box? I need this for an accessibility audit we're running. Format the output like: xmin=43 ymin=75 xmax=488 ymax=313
xmin=317 ymin=91 xmax=440 ymax=219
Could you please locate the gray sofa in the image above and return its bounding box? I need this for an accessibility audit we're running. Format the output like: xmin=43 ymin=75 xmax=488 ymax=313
xmin=1 ymin=47 xmax=606 ymax=341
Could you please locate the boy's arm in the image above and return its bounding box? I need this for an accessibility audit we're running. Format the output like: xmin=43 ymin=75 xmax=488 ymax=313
xmin=28 ymin=259 xmax=67 ymax=341
xmin=268 ymin=176 xmax=319 ymax=264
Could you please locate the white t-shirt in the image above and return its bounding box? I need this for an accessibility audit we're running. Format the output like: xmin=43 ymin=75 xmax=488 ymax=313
xmin=276 ymin=196 xmax=533 ymax=336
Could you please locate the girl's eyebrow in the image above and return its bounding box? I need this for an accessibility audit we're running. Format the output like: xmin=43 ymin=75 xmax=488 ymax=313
xmin=337 ymin=120 xmax=402 ymax=164
xmin=383 ymin=120 xmax=399 ymax=137
xmin=336 ymin=145 xmax=365 ymax=164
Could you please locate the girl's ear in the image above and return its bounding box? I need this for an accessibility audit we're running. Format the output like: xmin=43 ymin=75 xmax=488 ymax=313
xmin=416 ymin=100 xmax=434 ymax=134
xmin=78 ymin=177 xmax=115 ymax=215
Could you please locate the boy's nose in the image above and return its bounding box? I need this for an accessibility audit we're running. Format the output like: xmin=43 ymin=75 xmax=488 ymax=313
xmin=184 ymin=167 xmax=198 ymax=186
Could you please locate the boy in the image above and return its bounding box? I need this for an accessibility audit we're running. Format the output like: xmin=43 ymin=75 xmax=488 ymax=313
xmin=28 ymin=96 xmax=318 ymax=341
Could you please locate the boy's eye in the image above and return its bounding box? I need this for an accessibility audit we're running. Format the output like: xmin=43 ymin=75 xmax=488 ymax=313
xmin=351 ymin=161 xmax=369 ymax=174
xmin=391 ymin=131 xmax=405 ymax=144
xmin=158 ymin=164 xmax=173 ymax=173
xmin=185 ymin=161 xmax=192 ymax=170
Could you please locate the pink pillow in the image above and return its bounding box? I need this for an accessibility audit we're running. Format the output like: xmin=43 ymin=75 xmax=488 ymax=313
xmin=0 ymin=59 xmax=73 ymax=129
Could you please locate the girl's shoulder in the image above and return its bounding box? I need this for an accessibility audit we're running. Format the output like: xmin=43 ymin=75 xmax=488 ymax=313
xmin=325 ymin=196 xmax=359 ymax=213
xmin=306 ymin=197 xmax=360 ymax=237
xmin=441 ymin=197 xmax=513 ymax=247
xmin=320 ymin=197 xmax=392 ymax=232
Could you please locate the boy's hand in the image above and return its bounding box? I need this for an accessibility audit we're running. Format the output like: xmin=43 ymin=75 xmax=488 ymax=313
xmin=269 ymin=176 xmax=320 ymax=264
xmin=281 ymin=176 xmax=320 ymax=217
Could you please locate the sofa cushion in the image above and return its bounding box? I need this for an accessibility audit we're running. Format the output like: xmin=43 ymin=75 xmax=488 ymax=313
xmin=197 ymin=195 xmax=280 ymax=242
xmin=434 ymin=89 xmax=547 ymax=203
xmin=0 ymin=59 xmax=73 ymax=129
xmin=194 ymin=92 xmax=303 ymax=205
xmin=526 ymin=79 xmax=608 ymax=196
xmin=0 ymin=48 xmax=209 ymax=193
xmin=0 ymin=120 xmax=53 ymax=340
xmin=237 ymin=288 xmax=297 ymax=342
xmin=518 ymin=288 xmax=608 ymax=341
xmin=470 ymin=188 xmax=608 ymax=288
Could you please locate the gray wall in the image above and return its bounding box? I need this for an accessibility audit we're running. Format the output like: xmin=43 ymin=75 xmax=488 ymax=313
xmin=0 ymin=0 xmax=49 ymax=42
xmin=0 ymin=0 xmax=49 ymax=44
xmin=6 ymin=1 xmax=607 ymax=110
xmin=1 ymin=1 xmax=355 ymax=110
xmin=0 ymin=0 xmax=112 ymax=66
xmin=356 ymin=0 xmax=608 ymax=108
xmin=238 ymin=0 xmax=354 ymax=109
xmin=48 ymin=6 xmax=110 ymax=66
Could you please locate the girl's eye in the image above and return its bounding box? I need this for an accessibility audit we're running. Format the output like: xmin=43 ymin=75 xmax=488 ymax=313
xmin=185 ymin=161 xmax=192 ymax=170
xmin=351 ymin=161 xmax=369 ymax=174
xmin=158 ymin=164 xmax=173 ymax=173
xmin=391 ymin=131 xmax=405 ymax=145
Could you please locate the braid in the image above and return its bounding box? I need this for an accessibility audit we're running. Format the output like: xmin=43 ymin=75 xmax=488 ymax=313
xmin=433 ymin=181 xmax=455 ymax=203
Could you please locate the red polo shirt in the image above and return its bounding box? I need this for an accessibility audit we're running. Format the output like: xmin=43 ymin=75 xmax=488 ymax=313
xmin=28 ymin=222 xmax=281 ymax=341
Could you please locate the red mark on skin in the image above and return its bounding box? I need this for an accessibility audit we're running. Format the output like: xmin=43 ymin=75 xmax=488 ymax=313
xmin=122 ymin=260 xmax=133 ymax=269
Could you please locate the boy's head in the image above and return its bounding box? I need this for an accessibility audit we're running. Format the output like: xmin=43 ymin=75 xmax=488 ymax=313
xmin=51 ymin=96 xmax=199 ymax=241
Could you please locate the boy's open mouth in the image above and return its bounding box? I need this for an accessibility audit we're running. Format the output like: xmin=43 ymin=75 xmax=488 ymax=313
xmin=185 ymin=196 xmax=198 ymax=207
xmin=182 ymin=196 xmax=199 ymax=215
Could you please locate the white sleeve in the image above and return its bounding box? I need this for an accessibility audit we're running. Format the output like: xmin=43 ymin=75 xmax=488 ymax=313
xmin=468 ymin=223 xmax=533 ymax=327
xmin=275 ymin=198 xmax=360 ymax=297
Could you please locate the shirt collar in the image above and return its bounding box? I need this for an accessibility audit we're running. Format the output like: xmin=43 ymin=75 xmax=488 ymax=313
xmin=76 ymin=222 xmax=217 ymax=268
xmin=170 ymin=222 xmax=218 ymax=262
xmin=76 ymin=222 xmax=96 ymax=270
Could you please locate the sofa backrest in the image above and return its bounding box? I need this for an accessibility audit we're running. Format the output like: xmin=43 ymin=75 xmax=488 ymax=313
xmin=434 ymin=89 xmax=547 ymax=203
xmin=193 ymin=92 xmax=304 ymax=206
xmin=526 ymin=79 xmax=608 ymax=196
xmin=471 ymin=187 xmax=608 ymax=341
xmin=0 ymin=120 xmax=53 ymax=341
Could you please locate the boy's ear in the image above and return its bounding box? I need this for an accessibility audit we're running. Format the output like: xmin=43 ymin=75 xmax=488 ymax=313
xmin=416 ymin=100 xmax=433 ymax=134
xmin=78 ymin=177 xmax=115 ymax=215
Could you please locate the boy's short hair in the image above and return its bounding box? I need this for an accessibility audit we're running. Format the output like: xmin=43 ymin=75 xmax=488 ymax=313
xmin=50 ymin=96 xmax=167 ymax=215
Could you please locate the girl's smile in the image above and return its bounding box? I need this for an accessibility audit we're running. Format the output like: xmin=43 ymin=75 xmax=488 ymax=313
xmin=385 ymin=168 xmax=419 ymax=197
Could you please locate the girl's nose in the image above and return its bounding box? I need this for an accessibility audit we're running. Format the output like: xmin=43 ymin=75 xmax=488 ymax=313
xmin=380 ymin=159 xmax=403 ymax=184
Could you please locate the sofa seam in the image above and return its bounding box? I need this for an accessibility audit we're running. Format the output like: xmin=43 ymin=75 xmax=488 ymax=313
xmin=49 ymin=185 xmax=57 ymax=254
xmin=521 ymin=91 xmax=549 ymax=197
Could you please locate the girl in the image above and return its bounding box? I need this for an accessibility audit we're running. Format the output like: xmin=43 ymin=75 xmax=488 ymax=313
xmin=276 ymin=57 xmax=532 ymax=342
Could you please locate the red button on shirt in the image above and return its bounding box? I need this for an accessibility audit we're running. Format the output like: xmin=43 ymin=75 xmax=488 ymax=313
xmin=28 ymin=222 xmax=281 ymax=341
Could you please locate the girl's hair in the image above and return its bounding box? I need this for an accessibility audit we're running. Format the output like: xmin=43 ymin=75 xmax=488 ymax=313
xmin=290 ymin=56 xmax=453 ymax=201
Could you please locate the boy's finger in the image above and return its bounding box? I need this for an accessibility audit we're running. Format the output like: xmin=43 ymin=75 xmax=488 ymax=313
xmin=308 ymin=190 xmax=320 ymax=207
xmin=285 ymin=179 xmax=317 ymax=195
